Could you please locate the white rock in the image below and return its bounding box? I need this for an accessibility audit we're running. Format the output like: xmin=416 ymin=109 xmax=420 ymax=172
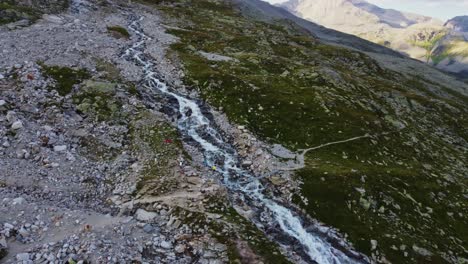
xmin=12 ymin=197 xmax=26 ymax=205
xmin=0 ymin=236 xmax=7 ymax=248
xmin=135 ymin=209 xmax=158 ymax=222
xmin=175 ymin=244 xmax=186 ymax=254
xmin=43 ymin=15 xmax=63 ymax=24
xmin=371 ymin=240 xmax=378 ymax=251
xmin=43 ymin=125 xmax=53 ymax=131
xmin=0 ymin=100 xmax=6 ymax=106
xmin=16 ymin=253 xmax=30 ymax=261
xmin=11 ymin=121 xmax=23 ymax=130
xmin=53 ymin=145 xmax=67 ymax=152
xmin=6 ymin=111 xmax=16 ymax=123
xmin=241 ymin=160 xmax=253 ymax=167
xmin=160 ymin=240 xmax=173 ymax=249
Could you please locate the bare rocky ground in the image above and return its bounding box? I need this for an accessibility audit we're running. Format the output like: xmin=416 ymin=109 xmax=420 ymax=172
xmin=0 ymin=1 xmax=302 ymax=263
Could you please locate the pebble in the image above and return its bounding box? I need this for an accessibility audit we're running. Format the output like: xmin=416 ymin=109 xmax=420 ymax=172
xmin=160 ymin=240 xmax=173 ymax=249
xmin=0 ymin=99 xmax=6 ymax=106
xmin=11 ymin=121 xmax=23 ymax=130
xmin=12 ymin=197 xmax=26 ymax=205
xmin=143 ymin=224 xmax=154 ymax=233
xmin=175 ymin=244 xmax=186 ymax=254
xmin=371 ymin=239 xmax=378 ymax=251
xmin=0 ymin=73 xmax=4 ymax=79
xmin=53 ymin=145 xmax=67 ymax=152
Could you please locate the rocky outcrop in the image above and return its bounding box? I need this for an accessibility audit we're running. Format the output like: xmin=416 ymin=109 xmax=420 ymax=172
xmin=445 ymin=16 xmax=468 ymax=33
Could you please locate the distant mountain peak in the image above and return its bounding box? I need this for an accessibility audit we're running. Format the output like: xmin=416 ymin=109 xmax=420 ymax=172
xmin=279 ymin=0 xmax=440 ymax=29
xmin=445 ymin=16 xmax=468 ymax=32
xmin=277 ymin=0 xmax=467 ymax=79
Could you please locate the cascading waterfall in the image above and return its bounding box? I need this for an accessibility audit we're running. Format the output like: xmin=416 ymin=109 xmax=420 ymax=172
xmin=123 ymin=16 xmax=368 ymax=264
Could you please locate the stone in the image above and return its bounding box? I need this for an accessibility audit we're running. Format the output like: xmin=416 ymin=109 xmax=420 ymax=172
xmin=142 ymin=224 xmax=154 ymax=233
xmin=135 ymin=209 xmax=157 ymax=222
xmin=160 ymin=240 xmax=173 ymax=249
xmin=7 ymin=20 xmax=30 ymax=30
xmin=0 ymin=74 xmax=4 ymax=80
xmin=0 ymin=100 xmax=6 ymax=106
xmin=359 ymin=197 xmax=371 ymax=210
xmin=0 ymin=247 xmax=6 ymax=260
xmin=412 ymin=245 xmax=432 ymax=257
xmin=371 ymin=240 xmax=378 ymax=251
xmin=175 ymin=244 xmax=186 ymax=254
xmin=16 ymin=253 xmax=30 ymax=261
xmin=53 ymin=145 xmax=67 ymax=152
xmin=43 ymin=15 xmax=63 ymax=24
xmin=11 ymin=121 xmax=23 ymax=130
xmin=378 ymin=206 xmax=385 ymax=213
xmin=0 ymin=236 xmax=6 ymax=248
xmin=270 ymin=176 xmax=285 ymax=186
xmin=12 ymin=197 xmax=26 ymax=205
xmin=241 ymin=160 xmax=252 ymax=168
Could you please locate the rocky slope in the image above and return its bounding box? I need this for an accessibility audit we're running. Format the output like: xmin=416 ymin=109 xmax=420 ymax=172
xmin=0 ymin=0 xmax=467 ymax=264
xmin=278 ymin=0 xmax=468 ymax=80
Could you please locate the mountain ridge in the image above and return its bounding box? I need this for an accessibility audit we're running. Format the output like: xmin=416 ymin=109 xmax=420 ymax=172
xmin=277 ymin=0 xmax=468 ymax=79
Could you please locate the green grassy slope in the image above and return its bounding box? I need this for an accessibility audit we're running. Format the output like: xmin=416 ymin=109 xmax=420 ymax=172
xmin=141 ymin=0 xmax=467 ymax=263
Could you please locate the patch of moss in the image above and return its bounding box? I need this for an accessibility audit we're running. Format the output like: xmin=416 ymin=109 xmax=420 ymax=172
xmin=0 ymin=2 xmax=41 ymax=25
xmin=72 ymin=80 xmax=128 ymax=122
xmin=94 ymin=58 xmax=140 ymax=95
xmin=129 ymin=111 xmax=183 ymax=196
xmin=95 ymin=58 xmax=122 ymax=81
xmin=0 ymin=0 xmax=69 ymax=25
xmin=41 ymin=64 xmax=91 ymax=96
xmin=79 ymin=136 xmax=120 ymax=161
xmin=107 ymin=25 xmax=130 ymax=39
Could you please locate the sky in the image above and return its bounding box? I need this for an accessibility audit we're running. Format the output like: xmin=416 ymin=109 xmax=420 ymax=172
xmin=264 ymin=0 xmax=468 ymax=21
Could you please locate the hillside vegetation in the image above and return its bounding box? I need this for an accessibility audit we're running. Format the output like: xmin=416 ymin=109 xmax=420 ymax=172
xmin=142 ymin=0 xmax=468 ymax=263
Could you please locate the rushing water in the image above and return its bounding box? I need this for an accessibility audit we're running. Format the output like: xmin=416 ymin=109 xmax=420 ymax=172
xmin=123 ymin=16 xmax=367 ymax=264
